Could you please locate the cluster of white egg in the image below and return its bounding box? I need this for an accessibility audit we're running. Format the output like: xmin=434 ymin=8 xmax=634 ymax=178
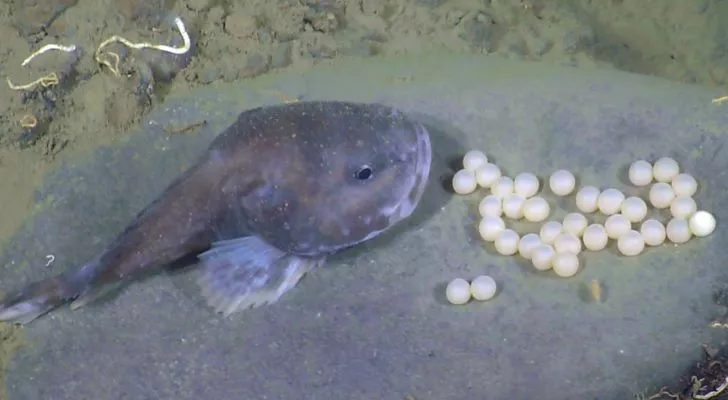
xmin=444 ymin=275 xmax=498 ymax=305
xmin=446 ymin=150 xmax=717 ymax=302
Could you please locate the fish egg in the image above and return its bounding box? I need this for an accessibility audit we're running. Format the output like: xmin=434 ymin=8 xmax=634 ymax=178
xmin=445 ymin=278 xmax=471 ymax=305
xmin=640 ymin=219 xmax=666 ymax=246
xmin=514 ymin=172 xmax=540 ymax=198
xmin=523 ymin=196 xmax=550 ymax=222
xmin=605 ymin=214 xmax=631 ymax=239
xmin=653 ymin=157 xmax=680 ymax=183
xmin=549 ymin=169 xmax=576 ymax=196
xmin=478 ymin=217 xmax=506 ymax=242
xmin=582 ymin=224 xmax=608 ymax=251
xmin=672 ymin=173 xmax=698 ymax=197
xmin=552 ymin=252 xmax=580 ymax=278
xmin=670 ymin=196 xmax=697 ymax=219
xmin=531 ymin=244 xmax=556 ymax=271
xmin=554 ymin=233 xmax=582 ymax=255
xmin=478 ymin=195 xmax=502 ymax=218
xmin=475 ymin=163 xmax=502 ymax=189
xmin=617 ymin=230 xmax=645 ymax=256
xmin=494 ymin=229 xmax=521 ymax=256
xmin=502 ymin=195 xmax=526 ymax=219
xmin=518 ymin=233 xmax=542 ymax=259
xmin=597 ymin=188 xmax=625 ymax=215
xmin=470 ymin=275 xmax=497 ymax=301
xmin=495 ymin=229 xmax=520 ymax=256
xmin=539 ymin=221 xmax=563 ymax=244
xmin=452 ymin=169 xmax=477 ymax=195
xmin=576 ymin=186 xmax=601 ymax=213
xmin=491 ymin=176 xmax=515 ymax=199
xmin=463 ymin=150 xmax=488 ymax=171
xmin=649 ymin=182 xmax=675 ymax=209
xmin=666 ymin=218 xmax=692 ymax=244
xmin=628 ymin=160 xmax=653 ymax=186
xmin=562 ymin=212 xmax=588 ymax=236
xmin=621 ymin=196 xmax=648 ymax=223
xmin=689 ymin=210 xmax=716 ymax=237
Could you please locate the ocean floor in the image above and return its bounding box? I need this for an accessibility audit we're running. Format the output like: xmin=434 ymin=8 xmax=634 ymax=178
xmin=0 ymin=1 xmax=727 ymax=399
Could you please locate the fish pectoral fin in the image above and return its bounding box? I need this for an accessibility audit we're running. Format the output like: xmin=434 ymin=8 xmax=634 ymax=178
xmin=196 ymin=236 xmax=324 ymax=317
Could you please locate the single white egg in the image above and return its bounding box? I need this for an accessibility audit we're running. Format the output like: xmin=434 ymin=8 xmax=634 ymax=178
xmin=518 ymin=233 xmax=542 ymax=259
xmin=491 ymin=176 xmax=515 ymax=199
xmin=502 ymin=195 xmax=526 ymax=219
xmin=605 ymin=214 xmax=631 ymax=239
xmin=640 ymin=219 xmax=666 ymax=246
xmin=470 ymin=275 xmax=497 ymax=301
xmin=495 ymin=229 xmax=520 ymax=255
xmin=628 ymin=160 xmax=653 ymax=186
xmin=478 ymin=217 xmax=506 ymax=242
xmin=554 ymin=233 xmax=582 ymax=254
xmin=689 ymin=210 xmax=717 ymax=237
xmin=617 ymin=230 xmax=645 ymax=256
xmin=575 ymin=186 xmax=601 ymax=213
xmin=463 ymin=150 xmax=488 ymax=171
xmin=649 ymin=182 xmax=676 ymax=209
xmin=452 ymin=169 xmax=477 ymax=195
xmin=478 ymin=195 xmax=503 ymax=218
xmin=539 ymin=221 xmax=563 ymax=244
xmin=562 ymin=212 xmax=588 ymax=236
xmin=672 ymin=173 xmax=698 ymax=197
xmin=514 ymin=172 xmax=540 ymax=198
xmin=475 ymin=163 xmax=502 ymax=189
xmin=598 ymin=188 xmax=625 ymax=215
xmin=621 ymin=196 xmax=648 ymax=223
xmin=549 ymin=169 xmax=576 ymax=196
xmin=666 ymin=218 xmax=692 ymax=244
xmin=653 ymin=157 xmax=680 ymax=183
xmin=670 ymin=196 xmax=697 ymax=219
xmin=582 ymin=224 xmax=608 ymax=251
xmin=552 ymin=252 xmax=580 ymax=278
xmin=445 ymin=278 xmax=471 ymax=305
xmin=531 ymin=244 xmax=556 ymax=271
xmin=523 ymin=196 xmax=551 ymax=222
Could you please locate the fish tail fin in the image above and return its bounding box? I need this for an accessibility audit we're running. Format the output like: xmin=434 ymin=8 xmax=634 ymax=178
xmin=0 ymin=261 xmax=102 ymax=325
xmin=197 ymin=236 xmax=325 ymax=317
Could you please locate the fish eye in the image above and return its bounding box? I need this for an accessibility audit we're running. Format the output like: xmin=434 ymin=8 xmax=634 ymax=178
xmin=354 ymin=165 xmax=374 ymax=181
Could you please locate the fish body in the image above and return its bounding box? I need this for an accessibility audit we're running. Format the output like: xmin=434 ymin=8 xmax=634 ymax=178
xmin=0 ymin=100 xmax=432 ymax=324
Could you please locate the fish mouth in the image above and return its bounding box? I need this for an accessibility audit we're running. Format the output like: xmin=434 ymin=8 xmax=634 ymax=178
xmin=409 ymin=121 xmax=433 ymax=213
xmin=389 ymin=120 xmax=433 ymax=223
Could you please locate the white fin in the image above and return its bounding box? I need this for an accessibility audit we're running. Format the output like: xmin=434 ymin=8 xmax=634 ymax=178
xmin=197 ymin=236 xmax=324 ymax=317
xmin=0 ymin=300 xmax=51 ymax=325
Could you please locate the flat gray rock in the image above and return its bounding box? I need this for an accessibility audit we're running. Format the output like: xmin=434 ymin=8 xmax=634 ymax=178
xmin=2 ymin=54 xmax=728 ymax=400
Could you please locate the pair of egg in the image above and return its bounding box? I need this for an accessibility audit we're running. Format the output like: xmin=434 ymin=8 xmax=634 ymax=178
xmin=445 ymin=275 xmax=497 ymax=305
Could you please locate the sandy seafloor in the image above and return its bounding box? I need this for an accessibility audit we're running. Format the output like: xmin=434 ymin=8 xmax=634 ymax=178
xmin=0 ymin=1 xmax=727 ymax=399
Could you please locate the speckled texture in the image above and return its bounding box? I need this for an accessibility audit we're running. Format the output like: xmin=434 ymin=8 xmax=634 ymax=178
xmin=1 ymin=54 xmax=728 ymax=399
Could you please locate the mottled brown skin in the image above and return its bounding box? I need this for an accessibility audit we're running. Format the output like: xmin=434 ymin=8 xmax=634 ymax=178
xmin=0 ymin=100 xmax=432 ymax=323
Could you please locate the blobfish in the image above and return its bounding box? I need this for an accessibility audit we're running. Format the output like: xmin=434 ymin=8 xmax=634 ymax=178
xmin=0 ymin=100 xmax=433 ymax=324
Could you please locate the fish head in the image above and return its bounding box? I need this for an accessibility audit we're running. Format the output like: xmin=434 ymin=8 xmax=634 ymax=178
xmin=284 ymin=102 xmax=432 ymax=255
xmin=232 ymin=102 xmax=432 ymax=256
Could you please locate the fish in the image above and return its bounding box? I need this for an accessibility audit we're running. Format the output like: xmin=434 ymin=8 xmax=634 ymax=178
xmin=0 ymin=100 xmax=432 ymax=324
